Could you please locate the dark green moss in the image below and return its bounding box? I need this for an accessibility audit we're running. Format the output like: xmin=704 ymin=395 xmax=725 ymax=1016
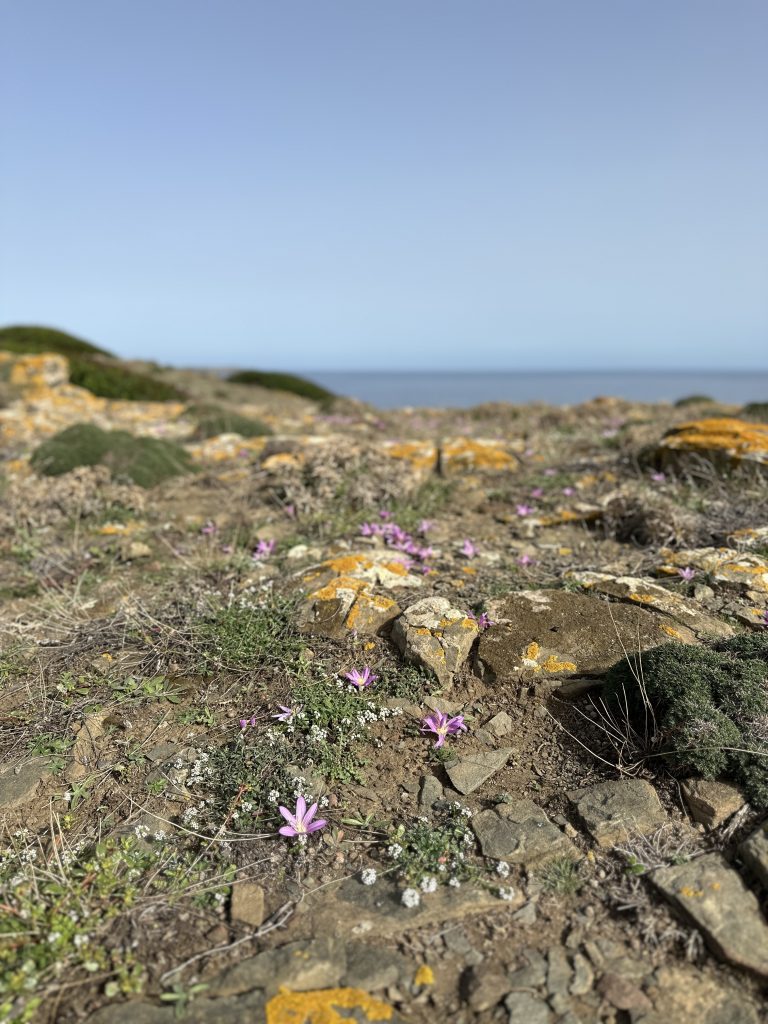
xmin=741 ymin=402 xmax=768 ymax=422
xmin=603 ymin=633 xmax=768 ymax=805
xmin=227 ymin=369 xmax=334 ymax=403
xmin=31 ymin=424 xmax=195 ymax=488
xmin=674 ymin=394 xmax=715 ymax=407
xmin=0 ymin=324 xmax=185 ymax=402
xmin=185 ymin=404 xmax=272 ymax=440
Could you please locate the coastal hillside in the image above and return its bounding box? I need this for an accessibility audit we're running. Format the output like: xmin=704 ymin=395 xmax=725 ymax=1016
xmin=2 ymin=338 xmax=768 ymax=1023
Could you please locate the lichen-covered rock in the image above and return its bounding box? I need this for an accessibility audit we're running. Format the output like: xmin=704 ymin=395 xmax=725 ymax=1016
xmin=652 ymin=854 xmax=768 ymax=977
xmin=739 ymin=821 xmax=768 ymax=889
xmin=681 ymin=778 xmax=746 ymax=829
xmin=295 ymin=551 xmax=423 ymax=638
xmin=572 ymin=573 xmax=734 ymax=639
xmin=657 ymin=546 xmax=768 ymax=594
xmin=391 ymin=596 xmax=479 ymax=686
xmin=475 ymin=590 xmax=694 ymax=688
xmin=440 ymin=437 xmax=520 ymax=476
xmin=655 ymin=417 xmax=768 ymax=473
xmin=567 ymin=779 xmax=667 ymax=847
xmin=379 ymin=439 xmax=438 ymax=485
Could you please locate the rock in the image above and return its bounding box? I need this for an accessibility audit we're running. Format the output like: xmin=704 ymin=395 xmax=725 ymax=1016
xmin=65 ymin=712 xmax=109 ymax=783
xmin=472 ymin=800 xmax=580 ymax=867
xmin=476 ymin=590 xmax=694 ymax=688
xmin=230 ymin=881 xmax=266 ymax=928
xmin=445 ymin=748 xmax=512 ymax=796
xmin=440 ymin=437 xmax=521 ymax=476
xmin=567 ymin=779 xmax=666 ymax=847
xmin=392 ymin=596 xmax=479 ymax=687
xmin=657 ymin=546 xmax=768 ymax=595
xmin=546 ymin=947 xmax=572 ymax=996
xmin=85 ymin=991 xmax=267 ymax=1024
xmin=569 ymin=953 xmax=594 ymax=996
xmin=504 ymin=991 xmax=553 ymax=1024
xmin=739 ymin=821 xmax=768 ymax=888
xmin=0 ymin=759 xmax=51 ymax=812
xmin=652 ymin=853 xmax=768 ymax=976
xmin=264 ymin=988 xmax=396 ymax=1024
xmin=123 ymin=540 xmax=152 ymax=560
xmin=573 ymin=574 xmax=733 ymax=639
xmin=379 ymin=440 xmax=438 ymax=485
xmin=655 ymin=418 xmax=768 ymax=475
xmin=681 ymin=778 xmax=746 ymax=829
xmin=418 ymin=774 xmax=443 ymax=811
xmin=343 ymin=942 xmax=408 ymax=990
xmin=207 ymin=936 xmax=347 ymax=997
xmin=511 ymin=901 xmax=537 ymax=924
xmin=636 ymin=964 xmax=761 ymax=1024
xmin=462 ymin=964 xmax=511 ymax=1012
xmin=596 ymin=972 xmax=653 ymax=1012
xmin=486 ymin=711 xmax=513 ymax=737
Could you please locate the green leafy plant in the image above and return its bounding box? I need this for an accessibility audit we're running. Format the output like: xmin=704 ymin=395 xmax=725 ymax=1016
xmin=538 ymin=856 xmax=583 ymax=895
xmin=186 ymin=404 xmax=273 ymax=440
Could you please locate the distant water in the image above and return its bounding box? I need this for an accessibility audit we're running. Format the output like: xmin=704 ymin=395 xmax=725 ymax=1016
xmin=303 ymin=371 xmax=768 ymax=410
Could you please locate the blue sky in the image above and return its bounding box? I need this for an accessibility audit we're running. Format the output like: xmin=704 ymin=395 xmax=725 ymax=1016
xmin=1 ymin=1 xmax=766 ymax=370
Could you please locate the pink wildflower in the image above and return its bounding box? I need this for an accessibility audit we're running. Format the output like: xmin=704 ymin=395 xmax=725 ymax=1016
xmin=200 ymin=520 xmax=217 ymax=536
xmin=543 ymin=468 xmax=556 ymax=477
xmin=562 ymin=486 xmax=575 ymax=497
xmin=461 ymin=539 xmax=478 ymax=558
xmin=272 ymin=705 xmax=300 ymax=723
xmin=253 ymin=538 xmax=276 ymax=560
xmin=344 ymin=666 xmax=379 ymax=691
xmin=517 ymin=554 xmax=535 ymax=567
xmin=467 ymin=610 xmax=493 ymax=630
xmin=418 ymin=520 xmax=433 ymax=535
xmin=239 ymin=716 xmax=257 ymax=729
xmin=516 ymin=504 xmax=534 ymax=517
xmin=421 ymin=710 xmax=467 ymax=749
xmin=278 ymin=796 xmax=327 ymax=840
xmin=651 ymin=472 xmax=666 ymax=483
xmin=530 ymin=487 xmax=544 ymax=499
xmin=678 ymin=567 xmax=696 ymax=582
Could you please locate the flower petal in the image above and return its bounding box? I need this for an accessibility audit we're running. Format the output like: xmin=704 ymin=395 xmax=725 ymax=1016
xmin=278 ymin=825 xmax=297 ymax=837
xmin=305 ymin=818 xmax=327 ymax=832
xmin=278 ymin=806 xmax=295 ymax=823
xmin=295 ymin=795 xmax=307 ymax=820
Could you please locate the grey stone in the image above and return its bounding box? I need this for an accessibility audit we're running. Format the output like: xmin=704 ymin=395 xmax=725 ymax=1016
xmin=473 ymin=800 xmax=580 ymax=867
xmin=569 ymin=953 xmax=594 ymax=996
xmin=546 ymin=948 xmax=572 ymax=997
xmin=487 ymin=711 xmax=513 ymax=737
xmin=418 ymin=774 xmax=443 ymax=811
xmin=146 ymin=741 xmax=180 ymax=763
xmin=0 ymin=759 xmax=51 ymax=811
xmin=230 ymin=881 xmax=265 ymax=928
xmin=636 ymin=964 xmax=760 ymax=1024
xmin=392 ymin=596 xmax=478 ymax=686
xmin=596 ymin=972 xmax=652 ymax=1011
xmin=652 ymin=853 xmax=768 ymax=977
xmin=445 ymin=748 xmax=512 ymax=795
xmin=207 ymin=935 xmax=347 ymax=997
xmin=343 ymin=942 xmax=408 ymax=990
xmin=567 ymin=779 xmax=666 ymax=847
xmin=681 ymin=777 xmax=746 ymax=828
xmin=508 ymin=948 xmax=547 ymax=989
xmin=462 ymin=964 xmax=510 ymax=1012
xmin=740 ymin=820 xmax=768 ymax=888
xmin=511 ymin=901 xmax=537 ymax=924
xmin=86 ymin=991 xmax=266 ymax=1024
xmin=505 ymin=991 xmax=553 ymax=1024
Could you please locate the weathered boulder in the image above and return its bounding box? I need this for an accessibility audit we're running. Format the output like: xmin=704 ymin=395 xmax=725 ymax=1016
xmin=655 ymin=418 xmax=768 ymax=474
xmin=657 ymin=546 xmax=768 ymax=595
xmin=391 ymin=596 xmax=478 ymax=686
xmin=472 ymin=799 xmax=580 ymax=867
xmin=652 ymin=853 xmax=768 ymax=977
xmin=0 ymin=759 xmax=51 ymax=814
xmin=681 ymin=778 xmax=746 ymax=829
xmin=567 ymin=779 xmax=666 ymax=847
xmin=739 ymin=821 xmax=768 ymax=888
xmin=445 ymin=748 xmax=512 ymax=795
xmin=440 ymin=437 xmax=521 ymax=476
xmin=476 ymin=590 xmax=694 ymax=688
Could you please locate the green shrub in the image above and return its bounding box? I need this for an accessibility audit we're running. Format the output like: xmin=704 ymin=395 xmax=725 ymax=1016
xmin=602 ymin=634 xmax=768 ymax=805
xmin=185 ymin=403 xmax=272 ymax=440
xmin=0 ymin=324 xmax=185 ymax=402
xmin=741 ymin=402 xmax=768 ymax=422
xmin=227 ymin=369 xmax=334 ymax=403
xmin=31 ymin=424 xmax=195 ymax=488
xmin=674 ymin=394 xmax=715 ymax=407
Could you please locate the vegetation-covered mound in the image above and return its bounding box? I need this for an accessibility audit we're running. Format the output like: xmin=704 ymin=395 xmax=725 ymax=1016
xmin=742 ymin=401 xmax=768 ymax=422
xmin=603 ymin=634 xmax=768 ymax=805
xmin=185 ymin=403 xmax=273 ymax=440
xmin=0 ymin=325 xmax=185 ymax=402
xmin=31 ymin=423 xmax=195 ymax=488
xmin=227 ymin=369 xmax=334 ymax=403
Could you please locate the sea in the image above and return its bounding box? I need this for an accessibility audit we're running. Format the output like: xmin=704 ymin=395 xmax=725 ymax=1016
xmin=300 ymin=371 xmax=768 ymax=410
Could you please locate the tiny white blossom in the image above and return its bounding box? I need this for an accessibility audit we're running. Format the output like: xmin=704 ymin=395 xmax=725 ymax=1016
xmin=496 ymin=861 xmax=510 ymax=878
xmin=498 ymin=886 xmax=516 ymax=901
xmin=448 ymin=876 xmax=461 ymax=888
xmin=401 ymin=887 xmax=421 ymax=908
xmin=420 ymin=876 xmax=438 ymax=893
xmin=361 ymin=868 xmax=377 ymax=886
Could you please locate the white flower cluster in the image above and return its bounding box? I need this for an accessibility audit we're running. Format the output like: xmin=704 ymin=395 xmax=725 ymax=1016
xmin=361 ymin=868 xmax=377 ymax=885
xmin=187 ymin=751 xmax=214 ymax=786
xmin=497 ymin=886 xmax=516 ymax=901
xmin=448 ymin=877 xmax=461 ymax=888
xmin=496 ymin=861 xmax=510 ymax=878
xmin=134 ymin=824 xmax=151 ymax=840
xmin=387 ymin=843 xmax=403 ymax=859
xmin=452 ymin=801 xmax=473 ymax=818
xmin=401 ymin=887 xmax=421 ymax=908
xmin=420 ymin=876 xmax=438 ymax=893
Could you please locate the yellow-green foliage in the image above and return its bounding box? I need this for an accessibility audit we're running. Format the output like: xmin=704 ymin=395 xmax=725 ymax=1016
xmin=31 ymin=424 xmax=195 ymax=488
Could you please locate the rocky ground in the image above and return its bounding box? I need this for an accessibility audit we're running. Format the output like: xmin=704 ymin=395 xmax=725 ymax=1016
xmin=1 ymin=352 xmax=768 ymax=1023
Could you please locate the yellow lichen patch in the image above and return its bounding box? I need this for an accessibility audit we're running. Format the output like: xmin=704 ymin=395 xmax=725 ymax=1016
xmin=679 ymin=886 xmax=704 ymax=899
xmin=381 ymin=560 xmax=409 ymax=577
xmin=540 ymin=655 xmax=577 ymax=673
xmin=629 ymin=593 xmax=655 ymax=604
xmin=660 ymin=418 xmax=768 ymax=465
xmin=98 ymin=520 xmax=144 ymax=536
xmin=440 ymin=438 xmax=520 ymax=476
xmin=525 ymin=642 xmax=541 ymax=661
xmin=323 ymin=554 xmax=373 ymax=576
xmin=265 ymin=987 xmax=393 ymax=1024
xmin=310 ymin=576 xmax=368 ymax=603
xmin=661 ymin=624 xmax=686 ymax=640
xmin=558 ymin=547 xmax=573 ymax=556
xmin=364 ymin=641 xmax=376 ymax=651
xmin=382 ymin=441 xmax=438 ymax=474
xmin=461 ymin=566 xmax=477 ymax=575
xmin=345 ymin=592 xmax=397 ymax=629
xmin=414 ymin=964 xmax=435 ymax=986
xmin=262 ymin=451 xmax=304 ymax=471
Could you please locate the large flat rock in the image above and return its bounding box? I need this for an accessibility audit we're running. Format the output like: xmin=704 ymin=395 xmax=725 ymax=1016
xmin=472 ymin=799 xmax=580 ymax=867
xmin=568 ymin=779 xmax=666 ymax=847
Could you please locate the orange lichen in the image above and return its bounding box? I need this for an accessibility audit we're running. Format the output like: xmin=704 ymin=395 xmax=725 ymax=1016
xmin=661 ymin=624 xmax=685 ymax=640
xmin=413 ymin=964 xmax=435 ymax=986
xmin=310 ymin=577 xmax=368 ymax=603
xmin=679 ymin=886 xmax=704 ymax=899
xmin=440 ymin=438 xmax=519 ymax=475
xmin=265 ymin=987 xmax=393 ymax=1024
xmin=382 ymin=441 xmax=438 ymax=473
xmin=262 ymin=452 xmax=304 ymax=470
xmin=540 ymin=655 xmax=577 ymax=673
xmin=660 ymin=418 xmax=768 ymax=463
xmin=524 ymin=642 xmax=541 ymax=661
xmin=323 ymin=554 xmax=372 ymax=575
xmin=629 ymin=593 xmax=655 ymax=604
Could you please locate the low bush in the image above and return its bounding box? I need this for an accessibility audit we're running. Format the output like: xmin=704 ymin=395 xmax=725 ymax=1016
xmin=227 ymin=369 xmax=334 ymax=403
xmin=674 ymin=394 xmax=715 ymax=407
xmin=603 ymin=633 xmax=768 ymax=805
xmin=186 ymin=404 xmax=272 ymax=440
xmin=31 ymin=424 xmax=195 ymax=488
xmin=741 ymin=402 xmax=768 ymax=422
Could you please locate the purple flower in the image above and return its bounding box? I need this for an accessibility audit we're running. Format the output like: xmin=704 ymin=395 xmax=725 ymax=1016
xmin=278 ymin=795 xmax=327 ymax=839
xmin=418 ymin=520 xmax=433 ymax=535
xmin=344 ymin=666 xmax=379 ymax=691
xmin=461 ymin=539 xmax=478 ymax=558
xmin=516 ymin=504 xmax=534 ymax=517
xmin=221 ymin=544 xmax=234 ymax=554
xmin=421 ymin=710 xmax=468 ymax=748
xmin=651 ymin=472 xmax=666 ymax=483
xmin=468 ymin=610 xmax=493 ymax=630
xmin=239 ymin=716 xmax=257 ymax=729
xmin=200 ymin=520 xmax=217 ymax=536
xmin=379 ymin=509 xmax=392 ymax=520
xmin=253 ymin=538 xmax=276 ymax=560
xmin=543 ymin=468 xmax=556 ymax=477
xmin=759 ymin=610 xmax=768 ymax=628
xmin=517 ymin=553 xmax=535 ymax=567
xmin=272 ymin=705 xmax=301 ymax=723
xmin=359 ymin=522 xmax=376 ymax=537
xmin=284 ymin=504 xmax=296 ymax=519
xmin=562 ymin=487 xmax=575 ymax=497
xmin=530 ymin=487 xmax=544 ymax=499
xmin=678 ymin=567 xmax=696 ymax=582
